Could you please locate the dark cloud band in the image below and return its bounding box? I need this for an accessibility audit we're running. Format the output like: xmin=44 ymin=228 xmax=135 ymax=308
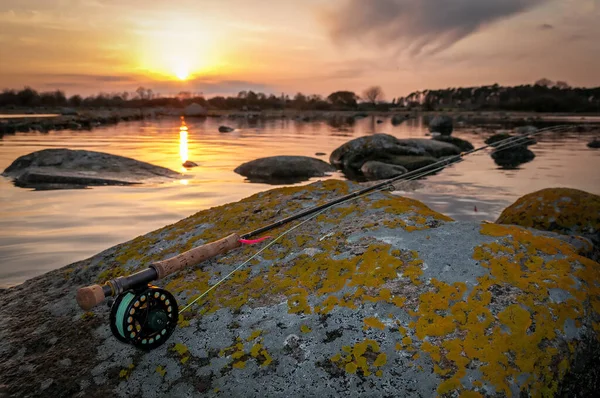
xmin=326 ymin=0 xmax=547 ymax=55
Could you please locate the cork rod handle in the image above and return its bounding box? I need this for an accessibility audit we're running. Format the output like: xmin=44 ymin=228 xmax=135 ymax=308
xmin=76 ymin=233 xmax=242 ymax=310
xmin=151 ymin=233 xmax=241 ymax=279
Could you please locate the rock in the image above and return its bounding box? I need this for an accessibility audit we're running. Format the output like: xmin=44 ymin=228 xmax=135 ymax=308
xmin=2 ymin=180 xmax=599 ymax=397
xmin=182 ymin=161 xmax=198 ymax=168
xmin=360 ymin=161 xmax=407 ymax=181
xmin=383 ymin=155 xmax=438 ymax=171
xmin=497 ymin=188 xmax=600 ymax=249
xmin=66 ymin=121 xmax=81 ymax=130
xmin=60 ymin=108 xmax=78 ymax=116
xmin=396 ymin=138 xmax=461 ymax=158
xmin=514 ymin=125 xmax=538 ymax=135
xmin=219 ymin=126 xmax=234 ymax=133
xmin=234 ymin=156 xmax=334 ymax=183
xmin=428 ymin=115 xmax=453 ymax=135
xmin=329 ymin=134 xmax=425 ymax=172
xmin=432 ymin=136 xmax=474 ymax=152
xmin=2 ymin=149 xmax=181 ymax=189
xmin=491 ymin=146 xmax=535 ymax=169
xmin=183 ymin=103 xmax=207 ymax=117
xmin=485 ymin=133 xmax=536 ymax=148
xmin=391 ymin=114 xmax=407 ymax=126
xmin=588 ymin=139 xmax=600 ymax=149
xmin=315 ymin=152 xmax=326 ymax=156
xmin=376 ymin=119 xmax=383 ymax=124
xmin=0 ymin=123 xmax=17 ymax=135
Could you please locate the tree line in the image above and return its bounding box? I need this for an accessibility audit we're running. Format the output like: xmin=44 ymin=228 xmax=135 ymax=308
xmin=1 ymin=80 xmax=599 ymax=113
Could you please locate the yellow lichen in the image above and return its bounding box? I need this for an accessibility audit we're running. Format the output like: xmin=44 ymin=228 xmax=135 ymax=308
xmin=156 ymin=366 xmax=167 ymax=377
xmin=363 ymin=317 xmax=386 ymax=330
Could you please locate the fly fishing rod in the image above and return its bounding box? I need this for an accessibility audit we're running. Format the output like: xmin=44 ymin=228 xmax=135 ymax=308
xmin=76 ymin=124 xmax=571 ymax=349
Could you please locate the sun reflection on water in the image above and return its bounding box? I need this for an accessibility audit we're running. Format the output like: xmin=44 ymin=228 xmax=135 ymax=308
xmin=179 ymin=117 xmax=188 ymax=165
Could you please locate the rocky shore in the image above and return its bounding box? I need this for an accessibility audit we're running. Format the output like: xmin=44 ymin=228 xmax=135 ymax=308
xmin=0 ymin=181 xmax=598 ymax=397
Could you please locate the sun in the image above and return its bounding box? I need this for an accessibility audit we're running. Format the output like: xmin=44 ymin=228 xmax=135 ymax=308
xmin=174 ymin=65 xmax=190 ymax=81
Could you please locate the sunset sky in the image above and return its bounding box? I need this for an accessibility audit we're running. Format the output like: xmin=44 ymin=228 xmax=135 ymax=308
xmin=1 ymin=0 xmax=599 ymax=98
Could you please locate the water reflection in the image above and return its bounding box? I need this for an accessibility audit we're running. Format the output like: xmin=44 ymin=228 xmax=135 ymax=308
xmin=179 ymin=117 xmax=189 ymax=164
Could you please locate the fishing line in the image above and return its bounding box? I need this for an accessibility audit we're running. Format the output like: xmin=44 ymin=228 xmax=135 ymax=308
xmin=178 ymin=124 xmax=572 ymax=314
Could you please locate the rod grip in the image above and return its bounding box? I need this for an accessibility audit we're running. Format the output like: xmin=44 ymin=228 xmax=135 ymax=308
xmin=76 ymin=284 xmax=106 ymax=310
xmin=151 ymin=233 xmax=241 ymax=279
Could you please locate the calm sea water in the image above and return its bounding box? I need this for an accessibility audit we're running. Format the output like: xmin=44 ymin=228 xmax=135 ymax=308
xmin=0 ymin=116 xmax=598 ymax=287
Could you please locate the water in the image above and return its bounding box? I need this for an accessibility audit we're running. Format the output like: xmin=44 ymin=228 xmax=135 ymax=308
xmin=1 ymin=116 xmax=599 ymax=287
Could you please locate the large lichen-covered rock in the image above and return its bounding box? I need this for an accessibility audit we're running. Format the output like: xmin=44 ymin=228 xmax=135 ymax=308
xmin=2 ymin=149 xmax=182 ymax=189
xmin=1 ymin=180 xmax=600 ymax=397
xmin=497 ymin=188 xmax=600 ymax=248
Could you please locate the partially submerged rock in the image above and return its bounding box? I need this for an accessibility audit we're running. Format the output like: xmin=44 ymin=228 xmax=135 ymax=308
xmin=497 ymin=188 xmax=600 ymax=250
xmin=329 ymin=134 xmax=459 ymax=178
xmin=397 ymin=138 xmax=461 ymax=158
xmin=182 ymin=160 xmax=198 ymax=168
xmin=485 ymin=133 xmax=536 ymax=147
xmin=428 ymin=115 xmax=454 ymax=135
xmin=491 ymin=146 xmax=536 ymax=169
xmin=360 ymin=161 xmax=407 ymax=181
xmin=329 ymin=134 xmax=425 ymax=172
xmin=234 ymin=156 xmax=334 ymax=184
xmin=2 ymin=149 xmax=182 ymax=189
xmin=433 ymin=136 xmax=474 ymax=152
xmin=391 ymin=114 xmax=408 ymax=126
xmin=588 ymin=139 xmax=600 ymax=149
xmin=219 ymin=126 xmax=234 ymax=133
xmin=1 ymin=180 xmax=599 ymax=397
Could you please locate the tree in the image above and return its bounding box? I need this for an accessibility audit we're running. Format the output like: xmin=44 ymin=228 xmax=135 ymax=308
xmin=535 ymin=78 xmax=554 ymax=87
xmin=326 ymin=91 xmax=359 ymax=108
xmin=363 ymin=86 xmax=384 ymax=104
xmin=136 ymin=86 xmax=146 ymax=100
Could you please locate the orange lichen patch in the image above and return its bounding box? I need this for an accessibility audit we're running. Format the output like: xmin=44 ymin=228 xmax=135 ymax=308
xmin=170 ymin=343 xmax=191 ymax=365
xmin=372 ymin=196 xmax=453 ymax=222
xmin=496 ymin=188 xmax=600 ymax=238
xmin=301 ymin=325 xmax=312 ymax=333
xmin=220 ymin=332 xmax=273 ymax=369
xmin=405 ymin=222 xmax=600 ymax=396
xmin=363 ymin=317 xmax=386 ymax=330
xmin=331 ymin=339 xmax=385 ymax=377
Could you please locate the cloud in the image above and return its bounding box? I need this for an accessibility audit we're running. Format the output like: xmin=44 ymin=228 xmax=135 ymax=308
xmin=539 ymin=23 xmax=554 ymax=30
xmin=325 ymin=0 xmax=548 ymax=56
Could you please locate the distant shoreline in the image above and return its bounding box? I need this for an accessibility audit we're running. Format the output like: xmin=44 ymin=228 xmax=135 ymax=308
xmin=1 ymin=108 xmax=599 ymax=137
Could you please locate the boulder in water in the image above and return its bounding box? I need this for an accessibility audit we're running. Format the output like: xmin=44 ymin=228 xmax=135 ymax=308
xmin=485 ymin=133 xmax=536 ymax=148
xmin=428 ymin=115 xmax=453 ymax=135
xmin=329 ymin=134 xmax=425 ymax=172
xmin=360 ymin=161 xmax=407 ymax=181
xmin=234 ymin=156 xmax=334 ymax=183
xmin=219 ymin=126 xmax=235 ymax=133
xmin=396 ymin=138 xmax=461 ymax=158
xmin=182 ymin=160 xmax=198 ymax=168
xmin=587 ymin=139 xmax=600 ymax=148
xmin=432 ymin=136 xmax=474 ymax=152
xmin=491 ymin=146 xmax=535 ymax=169
xmin=514 ymin=125 xmax=538 ymax=135
xmin=391 ymin=114 xmax=407 ymax=126
xmin=2 ymin=149 xmax=181 ymax=189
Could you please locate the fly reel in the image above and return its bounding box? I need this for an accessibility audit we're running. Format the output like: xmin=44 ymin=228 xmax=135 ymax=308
xmin=109 ymin=285 xmax=178 ymax=350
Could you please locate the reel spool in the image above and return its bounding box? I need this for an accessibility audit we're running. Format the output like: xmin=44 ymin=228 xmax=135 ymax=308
xmin=109 ymin=286 xmax=178 ymax=350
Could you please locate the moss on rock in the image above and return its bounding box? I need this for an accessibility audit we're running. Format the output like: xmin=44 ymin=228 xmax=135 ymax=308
xmin=496 ymin=188 xmax=600 ymax=247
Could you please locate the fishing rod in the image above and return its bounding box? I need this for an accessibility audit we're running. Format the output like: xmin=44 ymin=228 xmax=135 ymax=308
xmin=75 ymin=124 xmax=571 ymax=349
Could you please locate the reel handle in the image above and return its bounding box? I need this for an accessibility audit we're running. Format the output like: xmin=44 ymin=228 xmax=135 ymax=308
xmin=76 ymin=233 xmax=242 ymax=310
xmin=151 ymin=233 xmax=241 ymax=279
